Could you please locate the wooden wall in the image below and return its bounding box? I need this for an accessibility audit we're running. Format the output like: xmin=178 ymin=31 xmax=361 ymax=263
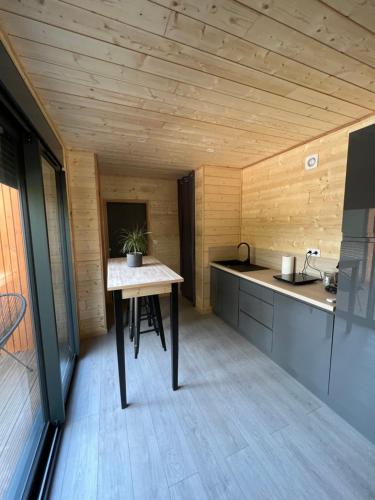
xmin=0 ymin=183 xmax=34 ymax=353
xmin=241 ymin=115 xmax=375 ymax=271
xmin=65 ymin=150 xmax=107 ymax=338
xmin=100 ymin=175 xmax=179 ymax=273
xmin=195 ymin=166 xmax=242 ymax=312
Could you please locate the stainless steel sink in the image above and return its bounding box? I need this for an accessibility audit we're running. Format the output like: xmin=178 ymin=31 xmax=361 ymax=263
xmin=214 ymin=259 xmax=269 ymax=272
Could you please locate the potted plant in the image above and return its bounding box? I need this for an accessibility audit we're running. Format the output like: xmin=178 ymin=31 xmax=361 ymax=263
xmin=119 ymin=226 xmax=149 ymax=267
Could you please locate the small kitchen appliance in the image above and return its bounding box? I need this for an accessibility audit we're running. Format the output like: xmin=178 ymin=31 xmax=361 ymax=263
xmin=273 ymin=273 xmax=320 ymax=285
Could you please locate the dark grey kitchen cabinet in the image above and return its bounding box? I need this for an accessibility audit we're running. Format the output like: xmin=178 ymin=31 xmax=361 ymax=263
xmin=272 ymin=293 xmax=334 ymax=401
xmin=210 ymin=267 xmax=239 ymax=329
xmin=240 ymin=279 xmax=274 ymax=305
xmin=238 ymin=284 xmax=274 ymax=355
xmin=210 ymin=266 xmax=219 ymax=313
xmin=238 ymin=310 xmax=273 ymax=354
xmin=239 ymin=292 xmax=273 ymax=329
xmin=328 ymin=240 xmax=375 ymax=444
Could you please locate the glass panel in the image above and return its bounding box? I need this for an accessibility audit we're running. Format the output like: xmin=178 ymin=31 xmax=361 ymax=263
xmin=41 ymin=159 xmax=73 ymax=383
xmin=0 ymin=181 xmax=44 ymax=497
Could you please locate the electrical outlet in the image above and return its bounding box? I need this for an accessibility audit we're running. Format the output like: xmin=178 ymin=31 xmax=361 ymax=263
xmin=307 ymin=248 xmax=321 ymax=257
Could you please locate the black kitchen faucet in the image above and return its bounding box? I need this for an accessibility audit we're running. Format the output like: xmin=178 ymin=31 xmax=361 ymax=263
xmin=237 ymin=242 xmax=250 ymax=264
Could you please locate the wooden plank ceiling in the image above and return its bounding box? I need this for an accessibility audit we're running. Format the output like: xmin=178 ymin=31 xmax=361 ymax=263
xmin=0 ymin=0 xmax=374 ymax=177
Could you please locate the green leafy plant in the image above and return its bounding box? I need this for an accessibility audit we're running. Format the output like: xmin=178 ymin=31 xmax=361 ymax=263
xmin=119 ymin=226 xmax=149 ymax=255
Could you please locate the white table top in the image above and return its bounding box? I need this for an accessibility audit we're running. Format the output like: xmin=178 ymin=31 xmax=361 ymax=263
xmin=107 ymin=256 xmax=183 ymax=292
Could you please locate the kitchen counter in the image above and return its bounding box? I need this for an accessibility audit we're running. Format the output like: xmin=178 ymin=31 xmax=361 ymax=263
xmin=210 ymin=262 xmax=335 ymax=312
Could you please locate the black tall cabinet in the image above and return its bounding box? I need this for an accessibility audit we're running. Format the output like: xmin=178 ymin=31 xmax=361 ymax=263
xmin=329 ymin=124 xmax=375 ymax=444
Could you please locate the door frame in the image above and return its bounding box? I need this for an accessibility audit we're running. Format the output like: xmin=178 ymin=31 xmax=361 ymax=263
xmin=0 ymin=42 xmax=77 ymax=499
xmin=101 ymin=199 xmax=150 ymax=308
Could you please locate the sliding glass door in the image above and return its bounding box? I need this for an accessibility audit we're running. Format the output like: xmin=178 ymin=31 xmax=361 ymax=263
xmin=0 ymin=103 xmax=78 ymax=496
xmin=0 ymin=41 xmax=79 ymax=497
xmin=0 ymin=109 xmax=45 ymax=498
xmin=41 ymin=158 xmax=74 ymax=387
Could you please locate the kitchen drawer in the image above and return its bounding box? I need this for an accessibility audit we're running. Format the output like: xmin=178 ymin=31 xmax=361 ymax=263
xmin=239 ymin=291 xmax=273 ymax=329
xmin=239 ymin=279 xmax=274 ymax=305
xmin=238 ymin=311 xmax=273 ymax=355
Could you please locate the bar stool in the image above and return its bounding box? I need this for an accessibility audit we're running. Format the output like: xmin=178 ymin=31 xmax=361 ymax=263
xmin=128 ymin=295 xmax=166 ymax=358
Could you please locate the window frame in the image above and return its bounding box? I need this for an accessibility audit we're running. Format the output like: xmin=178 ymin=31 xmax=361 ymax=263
xmin=0 ymin=40 xmax=79 ymax=498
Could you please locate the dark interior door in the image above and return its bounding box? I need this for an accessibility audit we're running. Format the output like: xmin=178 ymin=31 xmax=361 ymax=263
xmin=178 ymin=172 xmax=195 ymax=304
xmin=107 ymin=202 xmax=147 ymax=258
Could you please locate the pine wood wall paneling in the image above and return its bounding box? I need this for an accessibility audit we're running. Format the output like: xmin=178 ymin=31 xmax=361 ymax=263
xmin=65 ymin=150 xmax=107 ymax=338
xmin=1 ymin=0 xmax=374 ymax=175
xmin=6 ymin=10 xmax=362 ymax=123
xmin=235 ymin=0 xmax=375 ymax=67
xmin=195 ymin=166 xmax=242 ymax=312
xmin=321 ymin=0 xmax=375 ymax=33
xmin=154 ymin=0 xmax=375 ymax=95
xmin=19 ymin=52 xmax=354 ymax=132
xmin=100 ymin=174 xmax=180 ymax=274
xmin=25 ymin=0 xmax=375 ymax=107
xmin=99 ymin=165 xmax=188 ymax=180
xmin=241 ymin=115 xmax=375 ymax=271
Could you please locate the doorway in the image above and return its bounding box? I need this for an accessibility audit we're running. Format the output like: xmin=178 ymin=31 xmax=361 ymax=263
xmin=105 ymin=201 xmax=148 ymax=324
xmin=178 ymin=172 xmax=195 ymax=304
xmin=106 ymin=202 xmax=148 ymax=258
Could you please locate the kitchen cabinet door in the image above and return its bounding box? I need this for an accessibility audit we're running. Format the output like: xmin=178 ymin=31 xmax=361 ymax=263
xmin=210 ymin=266 xmax=221 ymax=315
xmin=329 ymin=240 xmax=375 ymax=444
xmin=211 ymin=268 xmax=239 ymax=329
xmin=273 ymin=293 xmax=334 ymax=401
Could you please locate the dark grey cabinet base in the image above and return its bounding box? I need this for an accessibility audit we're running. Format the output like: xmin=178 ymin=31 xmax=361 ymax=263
xmin=272 ymin=293 xmax=334 ymax=401
xmin=238 ymin=311 xmax=273 ymax=354
xmin=238 ymin=284 xmax=274 ymax=355
xmin=212 ymin=267 xmax=334 ymax=401
xmin=211 ymin=267 xmax=239 ymax=329
xmin=210 ymin=266 xmax=375 ymax=446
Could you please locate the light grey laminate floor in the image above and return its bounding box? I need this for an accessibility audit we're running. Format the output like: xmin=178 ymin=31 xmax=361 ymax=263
xmin=50 ymin=299 xmax=375 ymax=500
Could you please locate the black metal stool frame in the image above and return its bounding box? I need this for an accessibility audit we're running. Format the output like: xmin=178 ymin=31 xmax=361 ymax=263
xmin=128 ymin=295 xmax=166 ymax=358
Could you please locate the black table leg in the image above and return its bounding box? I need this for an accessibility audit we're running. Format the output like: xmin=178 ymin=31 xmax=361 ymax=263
xmin=134 ymin=297 xmax=140 ymax=359
xmin=153 ymin=295 xmax=167 ymax=351
xmin=129 ymin=297 xmax=134 ymax=341
xmin=170 ymin=283 xmax=179 ymax=390
xmin=113 ymin=290 xmax=127 ymax=408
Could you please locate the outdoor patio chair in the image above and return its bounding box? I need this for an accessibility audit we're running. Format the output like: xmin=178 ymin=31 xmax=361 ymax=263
xmin=0 ymin=293 xmax=33 ymax=371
